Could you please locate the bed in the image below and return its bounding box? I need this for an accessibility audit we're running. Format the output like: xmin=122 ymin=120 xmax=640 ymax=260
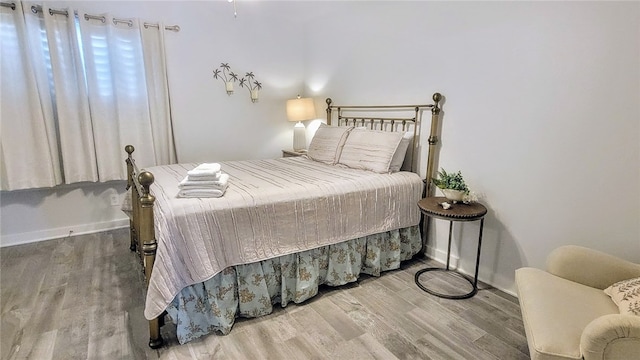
xmin=125 ymin=93 xmax=443 ymax=348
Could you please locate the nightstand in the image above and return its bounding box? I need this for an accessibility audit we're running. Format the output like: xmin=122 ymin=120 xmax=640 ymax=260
xmin=415 ymin=197 xmax=487 ymax=299
xmin=282 ymin=149 xmax=306 ymax=158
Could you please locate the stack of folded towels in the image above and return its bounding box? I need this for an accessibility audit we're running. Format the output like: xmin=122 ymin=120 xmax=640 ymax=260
xmin=177 ymin=163 xmax=229 ymax=198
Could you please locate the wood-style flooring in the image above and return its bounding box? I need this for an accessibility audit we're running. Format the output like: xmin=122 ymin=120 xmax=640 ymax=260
xmin=0 ymin=228 xmax=530 ymax=359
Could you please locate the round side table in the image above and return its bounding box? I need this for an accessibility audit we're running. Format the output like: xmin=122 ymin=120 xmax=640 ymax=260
xmin=415 ymin=197 xmax=487 ymax=299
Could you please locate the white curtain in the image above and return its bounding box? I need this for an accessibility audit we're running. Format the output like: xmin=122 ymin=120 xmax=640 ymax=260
xmin=40 ymin=4 xmax=99 ymax=183
xmin=141 ymin=22 xmax=177 ymax=166
xmin=0 ymin=3 xmax=176 ymax=190
xmin=0 ymin=2 xmax=62 ymax=190
xmin=78 ymin=12 xmax=155 ymax=181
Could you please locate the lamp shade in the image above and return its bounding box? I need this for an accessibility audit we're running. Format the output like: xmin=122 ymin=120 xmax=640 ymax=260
xmin=286 ymin=97 xmax=316 ymax=122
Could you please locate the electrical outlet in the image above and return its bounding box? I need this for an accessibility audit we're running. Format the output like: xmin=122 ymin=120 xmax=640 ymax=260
xmin=110 ymin=194 xmax=120 ymax=206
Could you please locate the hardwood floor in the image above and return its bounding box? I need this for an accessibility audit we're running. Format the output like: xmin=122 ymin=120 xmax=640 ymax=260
xmin=0 ymin=228 xmax=530 ymax=359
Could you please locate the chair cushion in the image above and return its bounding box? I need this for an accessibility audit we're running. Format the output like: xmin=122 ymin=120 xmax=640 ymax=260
xmin=516 ymin=267 xmax=619 ymax=360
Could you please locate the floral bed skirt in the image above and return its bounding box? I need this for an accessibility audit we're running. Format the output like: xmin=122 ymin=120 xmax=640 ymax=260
xmin=165 ymin=225 xmax=421 ymax=344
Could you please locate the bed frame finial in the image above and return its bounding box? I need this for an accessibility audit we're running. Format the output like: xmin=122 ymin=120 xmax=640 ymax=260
xmin=432 ymin=93 xmax=442 ymax=116
xmin=138 ymin=171 xmax=154 ymax=191
xmin=326 ymin=98 xmax=333 ymax=125
xmin=125 ymin=145 xmax=135 ymax=155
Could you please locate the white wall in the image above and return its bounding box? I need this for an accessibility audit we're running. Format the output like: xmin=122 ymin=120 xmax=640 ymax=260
xmin=0 ymin=181 xmax=128 ymax=246
xmin=304 ymin=1 xmax=640 ymax=294
xmin=2 ymin=1 xmax=638 ymax=296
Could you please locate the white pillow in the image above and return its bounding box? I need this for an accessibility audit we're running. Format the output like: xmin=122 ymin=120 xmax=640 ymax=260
xmin=307 ymin=124 xmax=353 ymax=165
xmin=604 ymin=276 xmax=640 ymax=316
xmin=388 ymin=131 xmax=413 ymax=172
xmin=338 ymin=128 xmax=404 ymax=173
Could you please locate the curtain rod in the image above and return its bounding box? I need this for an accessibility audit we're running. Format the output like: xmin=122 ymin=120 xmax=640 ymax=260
xmin=1 ymin=2 xmax=16 ymax=10
xmin=20 ymin=4 xmax=180 ymax=32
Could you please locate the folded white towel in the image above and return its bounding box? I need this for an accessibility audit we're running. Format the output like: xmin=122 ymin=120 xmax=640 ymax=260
xmin=179 ymin=173 xmax=229 ymax=190
xmin=177 ymin=185 xmax=228 ymax=198
xmin=187 ymin=171 xmax=221 ymax=181
xmin=187 ymin=163 xmax=221 ymax=177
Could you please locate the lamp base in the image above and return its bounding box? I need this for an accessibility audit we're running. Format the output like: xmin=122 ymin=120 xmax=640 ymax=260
xmin=293 ymin=122 xmax=306 ymax=152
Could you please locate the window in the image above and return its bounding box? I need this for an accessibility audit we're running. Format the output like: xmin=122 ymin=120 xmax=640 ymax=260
xmin=0 ymin=3 xmax=176 ymax=191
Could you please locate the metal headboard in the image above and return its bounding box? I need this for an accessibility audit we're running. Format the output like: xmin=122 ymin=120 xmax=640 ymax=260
xmin=325 ymin=92 xmax=442 ymax=196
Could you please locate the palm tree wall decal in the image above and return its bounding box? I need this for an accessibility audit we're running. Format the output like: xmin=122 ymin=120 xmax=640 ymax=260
xmin=239 ymin=72 xmax=263 ymax=103
xmin=212 ymin=63 xmax=239 ymax=95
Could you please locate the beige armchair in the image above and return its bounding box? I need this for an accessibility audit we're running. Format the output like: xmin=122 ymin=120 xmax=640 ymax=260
xmin=516 ymin=245 xmax=640 ymax=360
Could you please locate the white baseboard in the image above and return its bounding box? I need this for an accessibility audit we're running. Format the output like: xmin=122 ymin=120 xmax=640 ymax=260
xmin=0 ymin=219 xmax=129 ymax=247
xmin=423 ymin=244 xmax=460 ymax=269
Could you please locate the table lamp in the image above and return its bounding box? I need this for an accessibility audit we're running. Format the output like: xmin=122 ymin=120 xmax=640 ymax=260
xmin=286 ymin=96 xmax=316 ymax=152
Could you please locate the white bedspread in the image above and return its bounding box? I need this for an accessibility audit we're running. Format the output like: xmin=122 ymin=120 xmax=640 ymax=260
xmin=143 ymin=157 xmax=423 ymax=319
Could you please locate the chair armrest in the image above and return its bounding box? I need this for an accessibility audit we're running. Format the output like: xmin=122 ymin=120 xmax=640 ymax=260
xmin=546 ymin=245 xmax=640 ymax=289
xmin=581 ymin=314 xmax=640 ymax=360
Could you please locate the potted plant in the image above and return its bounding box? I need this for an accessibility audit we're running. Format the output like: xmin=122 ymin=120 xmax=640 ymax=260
xmin=432 ymin=168 xmax=469 ymax=202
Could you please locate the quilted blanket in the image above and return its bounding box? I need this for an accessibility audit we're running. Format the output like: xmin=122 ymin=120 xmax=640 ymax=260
xmin=143 ymin=156 xmax=422 ymax=319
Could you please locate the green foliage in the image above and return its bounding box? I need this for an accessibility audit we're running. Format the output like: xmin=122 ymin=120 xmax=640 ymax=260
xmin=432 ymin=168 xmax=469 ymax=193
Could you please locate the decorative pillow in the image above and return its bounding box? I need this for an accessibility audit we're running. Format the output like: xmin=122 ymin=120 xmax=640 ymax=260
xmin=388 ymin=131 xmax=413 ymax=172
xmin=338 ymin=128 xmax=404 ymax=173
xmin=307 ymin=124 xmax=353 ymax=165
xmin=604 ymin=276 xmax=640 ymax=316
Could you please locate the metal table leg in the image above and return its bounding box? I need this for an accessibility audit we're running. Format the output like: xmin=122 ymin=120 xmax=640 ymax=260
xmin=415 ymin=218 xmax=484 ymax=299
